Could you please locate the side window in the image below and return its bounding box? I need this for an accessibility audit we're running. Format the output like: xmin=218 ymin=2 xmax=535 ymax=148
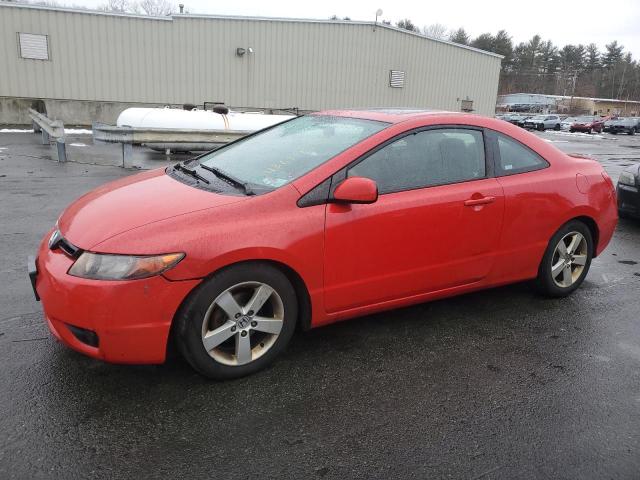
xmin=348 ymin=129 xmax=486 ymax=194
xmin=496 ymin=133 xmax=549 ymax=176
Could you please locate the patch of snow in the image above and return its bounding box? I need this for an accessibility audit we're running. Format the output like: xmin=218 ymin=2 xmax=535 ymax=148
xmin=69 ymin=143 xmax=87 ymax=147
xmin=65 ymin=128 xmax=92 ymax=135
xmin=544 ymin=130 xmax=607 ymax=140
xmin=0 ymin=128 xmax=92 ymax=134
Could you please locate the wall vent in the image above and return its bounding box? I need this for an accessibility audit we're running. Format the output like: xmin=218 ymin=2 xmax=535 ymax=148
xmin=461 ymin=99 xmax=474 ymax=112
xmin=18 ymin=33 xmax=49 ymax=60
xmin=389 ymin=70 xmax=405 ymax=88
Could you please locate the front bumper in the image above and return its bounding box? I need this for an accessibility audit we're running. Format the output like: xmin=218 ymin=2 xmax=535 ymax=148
xmin=32 ymin=235 xmax=200 ymax=364
xmin=618 ymin=183 xmax=640 ymax=218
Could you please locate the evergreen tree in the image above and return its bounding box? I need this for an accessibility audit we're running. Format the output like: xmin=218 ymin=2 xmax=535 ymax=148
xmin=449 ymin=28 xmax=470 ymax=45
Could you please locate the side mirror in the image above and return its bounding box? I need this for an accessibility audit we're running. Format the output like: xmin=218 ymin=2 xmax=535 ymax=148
xmin=332 ymin=177 xmax=378 ymax=204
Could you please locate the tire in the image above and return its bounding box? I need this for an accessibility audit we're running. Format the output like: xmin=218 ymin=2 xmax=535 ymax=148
xmin=554 ymin=124 xmax=561 ymax=131
xmin=628 ymin=128 xmax=635 ymax=136
xmin=569 ymin=128 xmax=575 ymax=133
xmin=588 ymin=128 xmax=592 ymax=134
xmin=175 ymin=262 xmax=298 ymax=379
xmin=537 ymin=124 xmax=544 ymax=131
xmin=535 ymin=220 xmax=593 ymax=298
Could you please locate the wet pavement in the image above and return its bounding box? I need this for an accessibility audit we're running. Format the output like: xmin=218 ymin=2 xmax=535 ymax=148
xmin=0 ymin=130 xmax=639 ymax=479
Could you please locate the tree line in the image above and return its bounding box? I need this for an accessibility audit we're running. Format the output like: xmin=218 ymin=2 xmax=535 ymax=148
xmin=395 ymin=20 xmax=640 ymax=101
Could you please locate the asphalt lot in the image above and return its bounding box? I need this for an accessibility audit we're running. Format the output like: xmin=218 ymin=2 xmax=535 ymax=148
xmin=1 ymin=129 xmax=639 ymax=479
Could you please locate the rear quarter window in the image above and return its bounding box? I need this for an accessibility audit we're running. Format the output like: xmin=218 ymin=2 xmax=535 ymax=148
xmin=495 ymin=133 xmax=549 ymax=176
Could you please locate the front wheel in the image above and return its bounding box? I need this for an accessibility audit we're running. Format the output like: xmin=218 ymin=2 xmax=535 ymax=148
xmin=535 ymin=221 xmax=593 ymax=297
xmin=175 ymin=263 xmax=298 ymax=379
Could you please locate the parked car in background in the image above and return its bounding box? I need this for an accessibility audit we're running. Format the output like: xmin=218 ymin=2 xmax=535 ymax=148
xmin=604 ymin=117 xmax=639 ymax=135
xmin=29 ymin=109 xmax=618 ymax=379
xmin=560 ymin=117 xmax=578 ymax=131
xmin=523 ymin=115 xmax=562 ymax=131
xmin=617 ymin=163 xmax=640 ymax=218
xmin=502 ymin=113 xmax=527 ymax=126
xmin=510 ymin=114 xmax=535 ymax=128
xmin=603 ymin=117 xmax=617 ymax=133
xmin=570 ymin=116 xmax=606 ymax=134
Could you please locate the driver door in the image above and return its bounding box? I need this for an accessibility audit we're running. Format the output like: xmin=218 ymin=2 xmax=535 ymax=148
xmin=323 ymin=127 xmax=504 ymax=313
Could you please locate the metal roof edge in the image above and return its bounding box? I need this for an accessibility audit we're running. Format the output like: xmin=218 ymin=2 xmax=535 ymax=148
xmin=1 ymin=3 xmax=503 ymax=60
xmin=0 ymin=2 xmax=173 ymax=20
xmin=178 ymin=13 xmax=503 ymax=59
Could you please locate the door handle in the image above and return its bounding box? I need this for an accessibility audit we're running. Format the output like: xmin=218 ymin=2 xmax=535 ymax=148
xmin=464 ymin=196 xmax=496 ymax=207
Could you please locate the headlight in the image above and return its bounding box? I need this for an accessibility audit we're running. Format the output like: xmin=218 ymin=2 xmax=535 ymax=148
xmin=619 ymin=171 xmax=637 ymax=187
xmin=68 ymin=252 xmax=184 ymax=280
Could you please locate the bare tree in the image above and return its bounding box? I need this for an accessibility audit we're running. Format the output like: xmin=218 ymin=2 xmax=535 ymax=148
xmin=139 ymin=0 xmax=174 ymax=16
xmin=100 ymin=0 xmax=139 ymax=13
xmin=423 ymin=23 xmax=447 ymax=40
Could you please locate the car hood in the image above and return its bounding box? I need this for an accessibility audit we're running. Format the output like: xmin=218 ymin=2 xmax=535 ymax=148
xmin=57 ymin=168 xmax=246 ymax=249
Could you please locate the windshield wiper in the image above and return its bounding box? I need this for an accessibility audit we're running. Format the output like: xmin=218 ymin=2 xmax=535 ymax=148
xmin=198 ymin=164 xmax=255 ymax=195
xmin=174 ymin=163 xmax=210 ymax=184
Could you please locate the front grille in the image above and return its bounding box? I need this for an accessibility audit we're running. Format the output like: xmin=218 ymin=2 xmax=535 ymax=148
xmin=58 ymin=238 xmax=80 ymax=257
xmin=49 ymin=230 xmax=81 ymax=258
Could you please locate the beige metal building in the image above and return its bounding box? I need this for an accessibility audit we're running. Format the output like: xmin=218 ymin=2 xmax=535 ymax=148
xmin=0 ymin=3 xmax=502 ymax=125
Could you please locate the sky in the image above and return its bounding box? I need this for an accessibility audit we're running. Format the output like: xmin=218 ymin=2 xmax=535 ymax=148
xmin=52 ymin=0 xmax=640 ymax=58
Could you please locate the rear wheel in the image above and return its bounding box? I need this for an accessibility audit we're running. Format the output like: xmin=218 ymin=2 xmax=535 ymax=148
xmin=175 ymin=263 xmax=298 ymax=379
xmin=628 ymin=128 xmax=636 ymax=135
xmin=554 ymin=123 xmax=561 ymax=130
xmin=535 ymin=221 xmax=593 ymax=297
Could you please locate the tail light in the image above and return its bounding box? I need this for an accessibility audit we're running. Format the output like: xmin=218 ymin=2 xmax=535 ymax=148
xmin=601 ymin=171 xmax=614 ymax=189
xmin=601 ymin=171 xmax=616 ymax=197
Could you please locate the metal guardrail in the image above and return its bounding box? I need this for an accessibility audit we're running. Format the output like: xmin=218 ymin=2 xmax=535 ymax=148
xmin=92 ymin=122 xmax=249 ymax=168
xmin=28 ymin=108 xmax=67 ymax=162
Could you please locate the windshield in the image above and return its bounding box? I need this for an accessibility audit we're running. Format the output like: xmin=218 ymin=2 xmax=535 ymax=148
xmin=198 ymin=115 xmax=388 ymax=189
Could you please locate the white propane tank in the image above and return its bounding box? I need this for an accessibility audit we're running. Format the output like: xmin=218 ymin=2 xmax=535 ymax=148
xmin=116 ymin=107 xmax=294 ymax=131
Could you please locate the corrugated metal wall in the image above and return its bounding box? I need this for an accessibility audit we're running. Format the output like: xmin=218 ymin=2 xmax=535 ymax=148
xmin=0 ymin=5 xmax=502 ymax=115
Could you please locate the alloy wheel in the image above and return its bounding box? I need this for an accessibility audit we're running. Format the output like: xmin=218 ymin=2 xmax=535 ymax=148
xmin=550 ymin=231 xmax=588 ymax=288
xmin=201 ymin=281 xmax=284 ymax=366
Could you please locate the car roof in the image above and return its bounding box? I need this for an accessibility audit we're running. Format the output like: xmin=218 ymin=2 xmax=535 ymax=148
xmin=314 ymin=108 xmax=458 ymax=124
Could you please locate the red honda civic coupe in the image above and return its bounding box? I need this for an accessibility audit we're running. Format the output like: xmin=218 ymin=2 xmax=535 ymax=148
xmin=29 ymin=109 xmax=618 ymax=379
